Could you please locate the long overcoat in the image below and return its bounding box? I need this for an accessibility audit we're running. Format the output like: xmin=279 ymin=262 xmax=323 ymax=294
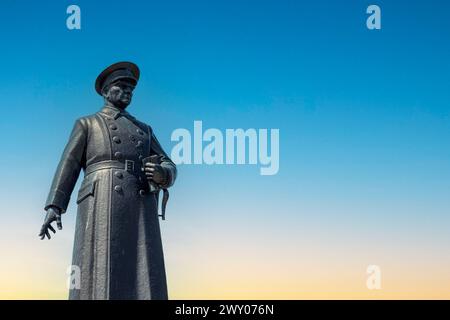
xmin=45 ymin=104 xmax=177 ymax=300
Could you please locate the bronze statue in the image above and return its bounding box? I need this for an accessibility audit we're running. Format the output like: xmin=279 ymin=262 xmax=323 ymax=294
xmin=38 ymin=62 xmax=177 ymax=300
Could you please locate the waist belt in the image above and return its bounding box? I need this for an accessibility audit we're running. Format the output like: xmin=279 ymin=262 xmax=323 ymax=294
xmin=85 ymin=160 xmax=139 ymax=176
xmin=84 ymin=159 xmax=169 ymax=220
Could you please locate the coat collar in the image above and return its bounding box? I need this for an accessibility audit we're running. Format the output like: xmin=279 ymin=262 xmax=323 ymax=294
xmin=100 ymin=104 xmax=134 ymax=120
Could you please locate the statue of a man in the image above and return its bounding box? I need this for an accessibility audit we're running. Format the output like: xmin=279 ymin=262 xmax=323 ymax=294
xmin=38 ymin=62 xmax=177 ymax=300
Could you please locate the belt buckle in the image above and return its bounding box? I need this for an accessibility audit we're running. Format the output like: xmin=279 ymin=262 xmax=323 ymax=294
xmin=125 ymin=160 xmax=135 ymax=172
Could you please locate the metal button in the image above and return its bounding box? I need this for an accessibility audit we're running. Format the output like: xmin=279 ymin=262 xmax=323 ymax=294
xmin=109 ymin=124 xmax=117 ymax=130
xmin=136 ymin=140 xmax=143 ymax=147
xmin=139 ymin=189 xmax=145 ymax=196
xmin=114 ymin=185 xmax=122 ymax=193
xmin=113 ymin=136 xmax=121 ymax=144
xmin=114 ymin=151 xmax=123 ymax=159
xmin=115 ymin=171 xmax=123 ymax=179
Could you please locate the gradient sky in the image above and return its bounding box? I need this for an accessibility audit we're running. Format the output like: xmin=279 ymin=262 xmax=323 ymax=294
xmin=0 ymin=0 xmax=449 ymax=299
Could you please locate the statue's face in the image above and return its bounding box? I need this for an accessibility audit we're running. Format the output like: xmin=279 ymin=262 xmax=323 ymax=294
xmin=104 ymin=81 xmax=135 ymax=109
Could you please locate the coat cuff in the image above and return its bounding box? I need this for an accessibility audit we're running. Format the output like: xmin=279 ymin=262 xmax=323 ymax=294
xmin=160 ymin=164 xmax=176 ymax=188
xmin=45 ymin=189 xmax=69 ymax=213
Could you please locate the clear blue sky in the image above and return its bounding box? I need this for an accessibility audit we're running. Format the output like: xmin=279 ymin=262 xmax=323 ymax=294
xmin=0 ymin=0 xmax=449 ymax=298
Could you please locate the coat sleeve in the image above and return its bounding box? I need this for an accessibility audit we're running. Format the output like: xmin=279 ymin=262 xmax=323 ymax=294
xmin=45 ymin=118 xmax=88 ymax=213
xmin=149 ymin=127 xmax=177 ymax=189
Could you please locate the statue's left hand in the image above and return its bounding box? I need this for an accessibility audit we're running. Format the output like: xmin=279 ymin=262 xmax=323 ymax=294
xmin=39 ymin=206 xmax=63 ymax=240
xmin=144 ymin=162 xmax=166 ymax=185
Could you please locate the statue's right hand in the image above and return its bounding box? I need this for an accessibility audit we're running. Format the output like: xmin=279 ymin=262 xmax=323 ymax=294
xmin=39 ymin=206 xmax=63 ymax=240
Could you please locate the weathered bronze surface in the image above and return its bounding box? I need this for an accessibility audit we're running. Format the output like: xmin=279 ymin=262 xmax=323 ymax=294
xmin=39 ymin=62 xmax=177 ymax=300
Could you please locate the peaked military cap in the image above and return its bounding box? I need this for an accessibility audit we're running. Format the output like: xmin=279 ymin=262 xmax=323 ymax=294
xmin=95 ymin=61 xmax=140 ymax=95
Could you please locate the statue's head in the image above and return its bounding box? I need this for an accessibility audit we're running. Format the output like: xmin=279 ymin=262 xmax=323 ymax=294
xmin=95 ymin=61 xmax=140 ymax=109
